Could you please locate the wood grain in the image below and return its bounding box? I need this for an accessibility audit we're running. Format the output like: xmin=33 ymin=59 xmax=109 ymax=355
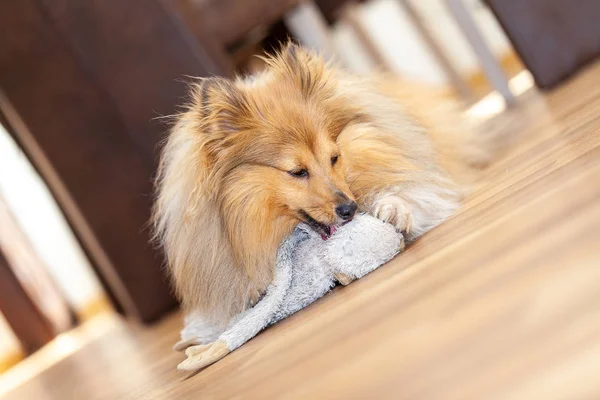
xmin=3 ymin=62 xmax=600 ymax=400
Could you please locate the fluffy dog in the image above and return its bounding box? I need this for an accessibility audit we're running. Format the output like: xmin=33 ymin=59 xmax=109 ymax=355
xmin=154 ymin=44 xmax=490 ymax=327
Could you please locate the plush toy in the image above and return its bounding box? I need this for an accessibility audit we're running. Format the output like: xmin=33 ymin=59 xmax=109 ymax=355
xmin=174 ymin=214 xmax=404 ymax=372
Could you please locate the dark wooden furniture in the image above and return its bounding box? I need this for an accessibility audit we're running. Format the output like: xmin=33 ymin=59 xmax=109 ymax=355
xmin=177 ymin=0 xmax=356 ymax=48
xmin=0 ymin=0 xmax=229 ymax=323
xmin=0 ymin=249 xmax=55 ymax=354
xmin=486 ymin=0 xmax=600 ymax=89
xmin=178 ymin=0 xmax=300 ymax=47
xmin=173 ymin=1 xmax=369 ymax=70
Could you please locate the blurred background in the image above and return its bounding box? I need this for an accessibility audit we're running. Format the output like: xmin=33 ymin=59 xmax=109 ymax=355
xmin=0 ymin=0 xmax=598 ymax=391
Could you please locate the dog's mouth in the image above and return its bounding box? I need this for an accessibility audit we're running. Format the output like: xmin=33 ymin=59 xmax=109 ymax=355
xmin=298 ymin=210 xmax=351 ymax=240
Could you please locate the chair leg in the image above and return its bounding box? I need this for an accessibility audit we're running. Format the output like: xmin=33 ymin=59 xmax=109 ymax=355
xmin=283 ymin=1 xmax=336 ymax=61
xmin=398 ymin=0 xmax=474 ymax=102
xmin=445 ymin=0 xmax=515 ymax=105
xmin=339 ymin=2 xmax=392 ymax=71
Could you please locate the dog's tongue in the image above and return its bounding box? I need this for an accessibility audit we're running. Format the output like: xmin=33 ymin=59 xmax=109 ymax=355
xmin=320 ymin=225 xmax=337 ymax=241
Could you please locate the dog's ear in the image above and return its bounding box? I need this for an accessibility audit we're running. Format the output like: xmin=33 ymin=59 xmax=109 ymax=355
xmin=192 ymin=77 xmax=251 ymax=135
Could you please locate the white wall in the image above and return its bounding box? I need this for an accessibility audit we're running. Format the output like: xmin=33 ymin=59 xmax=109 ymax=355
xmin=0 ymin=124 xmax=104 ymax=311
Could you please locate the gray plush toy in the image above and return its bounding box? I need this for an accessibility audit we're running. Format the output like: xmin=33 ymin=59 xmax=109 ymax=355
xmin=174 ymin=213 xmax=404 ymax=371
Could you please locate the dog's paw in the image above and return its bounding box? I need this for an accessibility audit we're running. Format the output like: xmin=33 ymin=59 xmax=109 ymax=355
xmin=334 ymin=272 xmax=356 ymax=286
xmin=372 ymin=195 xmax=413 ymax=234
xmin=177 ymin=340 xmax=230 ymax=371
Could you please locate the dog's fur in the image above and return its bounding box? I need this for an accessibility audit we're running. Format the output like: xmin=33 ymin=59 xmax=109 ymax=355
xmin=154 ymin=44 xmax=490 ymax=326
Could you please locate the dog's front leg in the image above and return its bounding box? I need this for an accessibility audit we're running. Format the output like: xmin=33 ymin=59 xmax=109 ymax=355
xmin=370 ymin=193 xmax=414 ymax=236
xmin=365 ymin=187 xmax=460 ymax=242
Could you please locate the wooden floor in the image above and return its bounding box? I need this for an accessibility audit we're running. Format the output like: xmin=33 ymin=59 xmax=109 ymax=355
xmin=3 ymin=63 xmax=600 ymax=400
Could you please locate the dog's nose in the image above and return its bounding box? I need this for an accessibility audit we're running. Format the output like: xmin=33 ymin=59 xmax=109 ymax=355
xmin=335 ymin=201 xmax=358 ymax=220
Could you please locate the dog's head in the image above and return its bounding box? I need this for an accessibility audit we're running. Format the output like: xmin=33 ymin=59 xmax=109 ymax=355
xmin=193 ymin=44 xmax=362 ymax=239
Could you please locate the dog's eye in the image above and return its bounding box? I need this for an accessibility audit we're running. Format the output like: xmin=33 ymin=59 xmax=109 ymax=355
xmin=331 ymin=154 xmax=339 ymax=166
xmin=289 ymin=169 xmax=309 ymax=178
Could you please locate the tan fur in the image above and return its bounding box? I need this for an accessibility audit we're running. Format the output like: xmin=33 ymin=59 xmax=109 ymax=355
xmin=154 ymin=44 xmax=489 ymax=326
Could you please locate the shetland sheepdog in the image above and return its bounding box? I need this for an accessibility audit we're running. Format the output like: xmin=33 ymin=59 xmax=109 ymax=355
xmin=154 ymin=43 xmax=491 ymax=327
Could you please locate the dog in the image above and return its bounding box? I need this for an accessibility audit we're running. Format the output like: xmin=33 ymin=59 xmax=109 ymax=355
xmin=153 ymin=43 xmax=491 ymax=327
